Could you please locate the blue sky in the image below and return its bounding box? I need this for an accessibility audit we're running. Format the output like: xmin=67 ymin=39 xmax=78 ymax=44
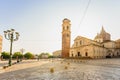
xmin=0 ymin=0 xmax=120 ymax=54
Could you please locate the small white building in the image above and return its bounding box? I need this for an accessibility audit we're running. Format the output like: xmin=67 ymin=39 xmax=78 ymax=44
xmin=53 ymin=50 xmax=61 ymax=58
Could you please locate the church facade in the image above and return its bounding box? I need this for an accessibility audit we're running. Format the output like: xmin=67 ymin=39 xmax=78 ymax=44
xmin=69 ymin=27 xmax=120 ymax=58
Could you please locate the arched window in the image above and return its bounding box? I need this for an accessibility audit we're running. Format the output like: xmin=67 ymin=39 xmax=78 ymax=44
xmin=67 ymin=34 xmax=69 ymax=37
xmin=71 ymin=54 xmax=73 ymax=57
xmin=117 ymin=52 xmax=119 ymax=56
xmin=71 ymin=51 xmax=73 ymax=57
xmin=67 ymin=26 xmax=69 ymax=30
xmin=80 ymin=40 xmax=82 ymax=45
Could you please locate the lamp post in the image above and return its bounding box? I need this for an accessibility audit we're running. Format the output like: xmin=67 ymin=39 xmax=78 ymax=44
xmin=4 ymin=29 xmax=20 ymax=66
xmin=20 ymin=48 xmax=25 ymax=60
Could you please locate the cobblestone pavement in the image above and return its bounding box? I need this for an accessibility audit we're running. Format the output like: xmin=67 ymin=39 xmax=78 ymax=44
xmin=0 ymin=60 xmax=18 ymax=67
xmin=0 ymin=59 xmax=120 ymax=80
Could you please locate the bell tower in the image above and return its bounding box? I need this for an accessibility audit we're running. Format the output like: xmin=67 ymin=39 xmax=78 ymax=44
xmin=62 ymin=18 xmax=71 ymax=58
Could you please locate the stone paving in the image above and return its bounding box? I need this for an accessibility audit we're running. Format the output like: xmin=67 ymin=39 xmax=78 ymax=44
xmin=0 ymin=59 xmax=120 ymax=80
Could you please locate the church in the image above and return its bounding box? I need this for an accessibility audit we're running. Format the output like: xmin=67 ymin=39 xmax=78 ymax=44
xmin=61 ymin=18 xmax=120 ymax=58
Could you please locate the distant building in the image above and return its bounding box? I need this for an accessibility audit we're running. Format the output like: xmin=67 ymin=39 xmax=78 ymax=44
xmin=0 ymin=35 xmax=2 ymax=56
xmin=70 ymin=27 xmax=120 ymax=58
xmin=53 ymin=50 xmax=61 ymax=58
xmin=40 ymin=53 xmax=49 ymax=59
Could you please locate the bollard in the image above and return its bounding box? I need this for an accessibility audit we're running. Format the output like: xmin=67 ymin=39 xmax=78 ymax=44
xmin=64 ymin=66 xmax=68 ymax=69
xmin=50 ymin=68 xmax=54 ymax=73
xmin=68 ymin=62 xmax=70 ymax=65
xmin=3 ymin=65 xmax=8 ymax=69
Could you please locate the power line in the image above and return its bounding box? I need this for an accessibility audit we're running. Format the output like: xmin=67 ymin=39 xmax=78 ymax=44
xmin=72 ymin=0 xmax=91 ymax=39
xmin=79 ymin=0 xmax=91 ymax=27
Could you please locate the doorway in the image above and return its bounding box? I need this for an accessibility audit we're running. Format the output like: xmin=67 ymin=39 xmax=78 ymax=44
xmin=77 ymin=52 xmax=80 ymax=57
xmin=85 ymin=52 xmax=88 ymax=57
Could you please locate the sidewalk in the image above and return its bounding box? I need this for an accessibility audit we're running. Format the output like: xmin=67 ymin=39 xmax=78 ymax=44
xmin=0 ymin=59 xmax=49 ymax=74
xmin=0 ymin=60 xmax=19 ymax=67
xmin=0 ymin=60 xmax=8 ymax=73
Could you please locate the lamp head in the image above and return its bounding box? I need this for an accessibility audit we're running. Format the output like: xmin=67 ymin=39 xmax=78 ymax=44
xmin=4 ymin=31 xmax=7 ymax=34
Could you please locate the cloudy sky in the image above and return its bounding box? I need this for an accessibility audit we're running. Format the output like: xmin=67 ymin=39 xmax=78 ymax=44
xmin=0 ymin=0 xmax=120 ymax=54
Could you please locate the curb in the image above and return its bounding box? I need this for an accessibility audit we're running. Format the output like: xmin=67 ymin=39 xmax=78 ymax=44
xmin=0 ymin=67 xmax=4 ymax=73
xmin=0 ymin=67 xmax=2 ymax=70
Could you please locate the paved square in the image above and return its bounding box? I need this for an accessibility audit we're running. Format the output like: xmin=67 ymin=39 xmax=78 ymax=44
xmin=0 ymin=59 xmax=120 ymax=80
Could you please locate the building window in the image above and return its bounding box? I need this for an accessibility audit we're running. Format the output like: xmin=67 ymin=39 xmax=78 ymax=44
xmin=117 ymin=52 xmax=119 ymax=55
xmin=71 ymin=51 xmax=73 ymax=57
xmin=80 ymin=40 xmax=82 ymax=45
xmin=71 ymin=54 xmax=73 ymax=57
xmin=76 ymin=42 xmax=78 ymax=47
xmin=67 ymin=26 xmax=69 ymax=30
xmin=67 ymin=34 xmax=69 ymax=37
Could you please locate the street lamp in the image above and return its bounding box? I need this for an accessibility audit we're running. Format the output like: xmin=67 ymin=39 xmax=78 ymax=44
xmin=4 ymin=29 xmax=20 ymax=66
xmin=20 ymin=48 xmax=25 ymax=60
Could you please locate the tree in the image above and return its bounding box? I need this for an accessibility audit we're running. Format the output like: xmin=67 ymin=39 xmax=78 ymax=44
xmin=12 ymin=52 xmax=23 ymax=59
xmin=48 ymin=55 xmax=54 ymax=58
xmin=24 ymin=52 xmax=34 ymax=59
xmin=1 ymin=52 xmax=10 ymax=59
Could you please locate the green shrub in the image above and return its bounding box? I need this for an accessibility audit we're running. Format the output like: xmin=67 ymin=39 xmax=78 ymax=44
xmin=12 ymin=52 xmax=23 ymax=59
xmin=24 ymin=52 xmax=34 ymax=59
xmin=1 ymin=52 xmax=10 ymax=59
